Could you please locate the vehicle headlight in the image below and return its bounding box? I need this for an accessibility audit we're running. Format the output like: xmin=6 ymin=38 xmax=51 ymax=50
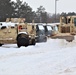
xmin=29 ymin=36 xmax=31 ymax=38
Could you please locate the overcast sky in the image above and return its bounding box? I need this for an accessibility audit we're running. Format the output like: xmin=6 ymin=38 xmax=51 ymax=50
xmin=12 ymin=0 xmax=76 ymax=14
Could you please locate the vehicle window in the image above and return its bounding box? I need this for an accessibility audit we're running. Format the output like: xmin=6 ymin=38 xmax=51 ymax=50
xmin=38 ymin=25 xmax=44 ymax=30
xmin=32 ymin=25 xmax=34 ymax=29
xmin=68 ymin=18 xmax=71 ymax=23
xmin=74 ymin=18 xmax=76 ymax=26
xmin=62 ymin=17 xmax=67 ymax=24
xmin=47 ymin=26 xmax=52 ymax=30
xmin=54 ymin=26 xmax=58 ymax=31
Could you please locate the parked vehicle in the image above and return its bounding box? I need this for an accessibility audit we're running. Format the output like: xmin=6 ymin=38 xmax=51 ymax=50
xmin=44 ymin=24 xmax=53 ymax=37
xmin=51 ymin=16 xmax=76 ymax=42
xmin=0 ymin=18 xmax=36 ymax=47
xmin=36 ymin=24 xmax=47 ymax=42
xmin=0 ymin=22 xmax=17 ymax=46
xmin=59 ymin=16 xmax=76 ymax=34
xmin=51 ymin=25 xmax=59 ymax=36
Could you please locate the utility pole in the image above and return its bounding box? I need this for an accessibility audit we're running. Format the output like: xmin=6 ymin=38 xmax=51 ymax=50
xmin=55 ymin=0 xmax=58 ymax=23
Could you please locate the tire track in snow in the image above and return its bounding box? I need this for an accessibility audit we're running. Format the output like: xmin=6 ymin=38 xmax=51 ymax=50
xmin=0 ymin=51 xmax=45 ymax=60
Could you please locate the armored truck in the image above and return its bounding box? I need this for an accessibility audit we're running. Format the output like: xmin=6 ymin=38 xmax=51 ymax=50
xmin=59 ymin=16 xmax=76 ymax=34
xmin=51 ymin=16 xmax=76 ymax=42
xmin=0 ymin=19 xmax=36 ymax=47
xmin=0 ymin=22 xmax=18 ymax=46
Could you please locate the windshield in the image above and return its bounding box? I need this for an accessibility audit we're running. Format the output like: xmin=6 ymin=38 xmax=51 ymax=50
xmin=47 ymin=26 xmax=52 ymax=30
xmin=54 ymin=26 xmax=58 ymax=31
xmin=74 ymin=18 xmax=76 ymax=26
xmin=38 ymin=25 xmax=44 ymax=30
xmin=62 ymin=17 xmax=67 ymax=24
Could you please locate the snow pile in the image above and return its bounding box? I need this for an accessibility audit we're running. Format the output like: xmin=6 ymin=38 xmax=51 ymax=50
xmin=0 ymin=39 xmax=76 ymax=75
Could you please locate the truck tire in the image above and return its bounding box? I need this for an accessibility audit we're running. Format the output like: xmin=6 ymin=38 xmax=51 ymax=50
xmin=17 ymin=42 xmax=21 ymax=48
xmin=0 ymin=44 xmax=3 ymax=47
xmin=66 ymin=39 xmax=73 ymax=42
xmin=17 ymin=37 xmax=29 ymax=47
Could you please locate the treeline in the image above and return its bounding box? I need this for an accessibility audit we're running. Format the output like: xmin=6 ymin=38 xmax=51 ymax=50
xmin=49 ymin=12 xmax=76 ymax=23
xmin=0 ymin=0 xmax=76 ymax=23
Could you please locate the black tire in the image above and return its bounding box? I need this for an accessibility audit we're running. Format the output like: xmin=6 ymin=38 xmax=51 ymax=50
xmin=66 ymin=40 xmax=73 ymax=42
xmin=17 ymin=37 xmax=29 ymax=47
xmin=17 ymin=43 xmax=21 ymax=48
xmin=0 ymin=44 xmax=3 ymax=47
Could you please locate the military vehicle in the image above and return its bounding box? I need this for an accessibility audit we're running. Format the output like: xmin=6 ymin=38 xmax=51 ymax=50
xmin=51 ymin=16 xmax=76 ymax=42
xmin=0 ymin=22 xmax=17 ymax=46
xmin=0 ymin=18 xmax=36 ymax=47
xmin=59 ymin=16 xmax=76 ymax=34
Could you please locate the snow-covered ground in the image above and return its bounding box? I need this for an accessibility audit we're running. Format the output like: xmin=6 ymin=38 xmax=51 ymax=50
xmin=0 ymin=37 xmax=76 ymax=75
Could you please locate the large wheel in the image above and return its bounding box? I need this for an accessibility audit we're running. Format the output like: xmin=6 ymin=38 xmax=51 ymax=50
xmin=0 ymin=44 xmax=3 ymax=47
xmin=17 ymin=42 xmax=21 ymax=48
xmin=17 ymin=37 xmax=29 ymax=47
xmin=16 ymin=33 xmax=30 ymax=47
